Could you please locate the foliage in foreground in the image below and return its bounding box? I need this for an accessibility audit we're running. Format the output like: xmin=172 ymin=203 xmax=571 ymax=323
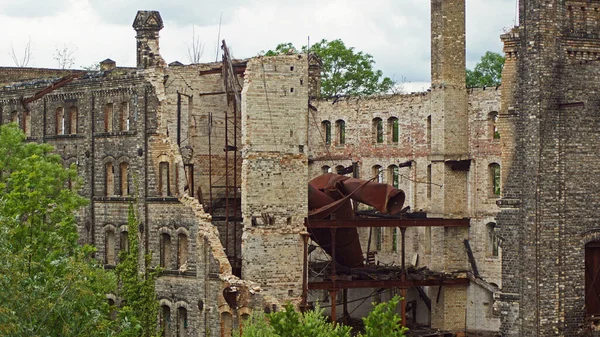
xmin=263 ymin=39 xmax=394 ymax=97
xmin=466 ymin=51 xmax=505 ymax=87
xmin=115 ymin=203 xmax=161 ymax=337
xmin=0 ymin=123 xmax=117 ymax=336
xmin=238 ymin=295 xmax=407 ymax=337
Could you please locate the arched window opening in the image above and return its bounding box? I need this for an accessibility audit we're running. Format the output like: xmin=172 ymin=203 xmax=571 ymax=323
xmin=322 ymin=120 xmax=331 ymax=145
xmin=159 ymin=162 xmax=171 ymax=197
xmin=177 ymin=307 xmax=188 ymax=337
xmin=372 ymin=165 xmax=383 ymax=183
xmin=388 ymin=165 xmax=399 ymax=188
xmin=108 ymin=298 xmax=117 ymax=320
xmin=427 ymin=164 xmax=432 ymax=200
xmin=335 ymin=165 xmax=345 ymax=175
xmin=120 ymin=102 xmax=130 ymax=131
xmin=321 ymin=165 xmax=332 ymax=174
xmin=10 ymin=111 xmax=19 ymax=125
xmin=426 ymin=115 xmax=432 ymax=150
xmin=489 ymin=111 xmax=500 ymax=139
xmin=177 ymin=233 xmax=189 ymax=270
xmin=104 ymin=103 xmax=114 ymax=132
xmin=585 ymin=241 xmax=600 ymax=317
xmin=69 ymin=107 xmax=78 ymax=134
xmin=372 ymin=118 xmax=383 ymax=143
xmin=160 ymin=233 xmax=172 ymax=269
xmin=335 ymin=120 xmax=345 ymax=145
xmin=388 ymin=117 xmax=399 ymax=144
xmin=120 ymin=231 xmax=129 ymax=252
xmin=23 ymin=111 xmax=31 ymax=137
xmin=105 ymin=162 xmax=115 ymax=196
xmin=56 ymin=107 xmax=65 ymax=135
xmin=105 ymin=229 xmax=116 ymax=265
xmin=120 ymin=162 xmax=129 ymax=196
xmin=487 ymin=222 xmax=499 ymax=257
xmin=161 ymin=305 xmax=171 ymax=337
xmin=489 ymin=163 xmax=501 ymax=196
xmin=221 ymin=312 xmax=233 ymax=337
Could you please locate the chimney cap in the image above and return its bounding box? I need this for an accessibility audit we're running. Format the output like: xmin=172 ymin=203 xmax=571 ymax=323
xmin=133 ymin=10 xmax=163 ymax=31
xmin=100 ymin=58 xmax=116 ymax=71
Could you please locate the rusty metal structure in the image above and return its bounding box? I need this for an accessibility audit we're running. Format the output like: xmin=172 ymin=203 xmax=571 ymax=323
xmin=303 ymin=173 xmax=470 ymax=326
xmin=208 ymin=41 xmax=243 ymax=276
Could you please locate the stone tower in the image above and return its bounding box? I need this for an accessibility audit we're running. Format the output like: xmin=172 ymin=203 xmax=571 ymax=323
xmin=132 ymin=10 xmax=165 ymax=69
xmin=428 ymin=0 xmax=469 ymax=331
xmin=498 ymin=0 xmax=600 ymax=335
xmin=240 ymin=55 xmax=310 ymax=299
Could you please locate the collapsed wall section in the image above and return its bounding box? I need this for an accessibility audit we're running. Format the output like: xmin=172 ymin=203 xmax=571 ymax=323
xmin=241 ymin=55 xmax=309 ymax=300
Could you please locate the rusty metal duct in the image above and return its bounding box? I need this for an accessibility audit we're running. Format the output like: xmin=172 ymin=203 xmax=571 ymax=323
xmin=307 ymin=173 xmax=406 ymax=268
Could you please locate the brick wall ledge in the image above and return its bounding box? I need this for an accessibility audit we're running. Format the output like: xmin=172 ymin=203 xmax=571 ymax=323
xmin=496 ymin=198 xmax=520 ymax=208
xmin=94 ymin=131 xmax=138 ymax=138
xmin=45 ymin=134 xmax=85 ymax=140
xmin=146 ymin=196 xmax=180 ymax=203
xmin=93 ymin=196 xmax=136 ymax=202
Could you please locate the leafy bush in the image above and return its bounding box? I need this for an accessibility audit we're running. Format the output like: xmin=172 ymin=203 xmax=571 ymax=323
xmin=238 ymin=296 xmax=406 ymax=337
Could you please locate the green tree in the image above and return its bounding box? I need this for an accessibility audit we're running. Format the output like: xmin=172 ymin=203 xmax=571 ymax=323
xmin=115 ymin=203 xmax=161 ymax=337
xmin=0 ymin=123 xmax=118 ymax=336
xmin=263 ymin=39 xmax=394 ymax=97
xmin=466 ymin=51 xmax=505 ymax=87
xmin=238 ymin=295 xmax=406 ymax=337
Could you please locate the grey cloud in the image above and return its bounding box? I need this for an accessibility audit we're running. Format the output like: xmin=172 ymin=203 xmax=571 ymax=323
xmin=88 ymin=0 xmax=248 ymax=26
xmin=0 ymin=0 xmax=71 ymax=17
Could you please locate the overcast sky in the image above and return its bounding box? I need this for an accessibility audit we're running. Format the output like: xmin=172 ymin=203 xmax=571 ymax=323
xmin=0 ymin=0 xmax=516 ymax=92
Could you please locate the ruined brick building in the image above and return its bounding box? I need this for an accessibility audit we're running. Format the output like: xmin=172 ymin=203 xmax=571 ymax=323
xmin=3 ymin=0 xmax=593 ymax=336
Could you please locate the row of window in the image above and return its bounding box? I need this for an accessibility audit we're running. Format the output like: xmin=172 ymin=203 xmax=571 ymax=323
xmin=161 ymin=305 xmax=188 ymax=337
xmin=104 ymin=160 xmax=174 ymax=197
xmin=160 ymin=232 xmax=189 ymax=270
xmin=320 ymin=111 xmax=500 ymax=147
xmin=5 ymin=101 xmax=132 ymax=137
xmin=104 ymin=227 xmax=190 ymax=271
xmin=323 ymin=162 xmax=501 ymax=197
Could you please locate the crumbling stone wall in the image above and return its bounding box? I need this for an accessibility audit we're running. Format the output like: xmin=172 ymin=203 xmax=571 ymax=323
xmin=241 ymin=55 xmax=309 ymax=300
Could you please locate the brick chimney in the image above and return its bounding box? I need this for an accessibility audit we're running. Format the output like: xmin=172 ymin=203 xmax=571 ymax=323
xmin=132 ymin=10 xmax=165 ymax=69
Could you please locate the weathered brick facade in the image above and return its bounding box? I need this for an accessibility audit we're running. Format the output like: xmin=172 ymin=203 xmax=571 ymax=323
xmin=497 ymin=1 xmax=600 ymax=336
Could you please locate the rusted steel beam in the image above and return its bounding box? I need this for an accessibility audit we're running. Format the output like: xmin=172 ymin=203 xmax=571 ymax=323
xmin=308 ymin=278 xmax=469 ymax=290
xmin=305 ymin=218 xmax=470 ymax=229
xmin=21 ymin=73 xmax=81 ymax=109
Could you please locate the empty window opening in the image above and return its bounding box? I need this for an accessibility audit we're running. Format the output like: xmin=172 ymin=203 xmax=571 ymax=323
xmin=322 ymin=120 xmax=331 ymax=145
xmin=392 ymin=227 xmax=398 ymax=252
xmin=388 ymin=117 xmax=399 ymax=143
xmin=489 ymin=111 xmax=500 ymax=139
xmin=120 ymin=231 xmax=129 ymax=252
xmin=105 ymin=162 xmax=115 ymax=196
xmin=120 ymin=162 xmax=129 ymax=196
xmin=159 ymin=161 xmax=171 ymax=197
xmin=23 ymin=111 xmax=31 ymax=137
xmin=161 ymin=305 xmax=171 ymax=337
xmin=104 ymin=103 xmax=114 ymax=132
xmin=184 ymin=164 xmax=194 ymax=197
xmin=335 ymin=120 xmax=346 ymax=145
xmin=426 ymin=115 xmax=432 ymax=150
xmin=160 ymin=233 xmax=172 ymax=269
xmin=487 ymin=222 xmax=499 ymax=257
xmin=10 ymin=111 xmax=19 ymax=125
xmin=120 ymin=102 xmax=130 ymax=131
xmin=372 ymin=118 xmax=383 ymax=143
xmin=177 ymin=307 xmax=188 ymax=337
xmin=321 ymin=165 xmax=332 ymax=174
xmin=105 ymin=229 xmax=116 ymax=265
xmin=375 ymin=227 xmax=383 ymax=251
xmin=56 ymin=107 xmax=65 ymax=135
xmin=177 ymin=233 xmax=189 ymax=269
xmin=388 ymin=165 xmax=399 ymax=188
xmin=489 ymin=163 xmax=501 ymax=196
xmin=69 ymin=107 xmax=78 ymax=134
xmin=372 ymin=165 xmax=383 ymax=183
xmin=427 ymin=164 xmax=432 ymax=200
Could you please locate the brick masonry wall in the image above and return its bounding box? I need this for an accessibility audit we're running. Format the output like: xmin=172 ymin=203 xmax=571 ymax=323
xmin=241 ymin=55 xmax=309 ymax=300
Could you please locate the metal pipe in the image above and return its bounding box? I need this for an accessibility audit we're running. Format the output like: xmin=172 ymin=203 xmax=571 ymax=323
xmin=301 ymin=232 xmax=310 ymax=311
